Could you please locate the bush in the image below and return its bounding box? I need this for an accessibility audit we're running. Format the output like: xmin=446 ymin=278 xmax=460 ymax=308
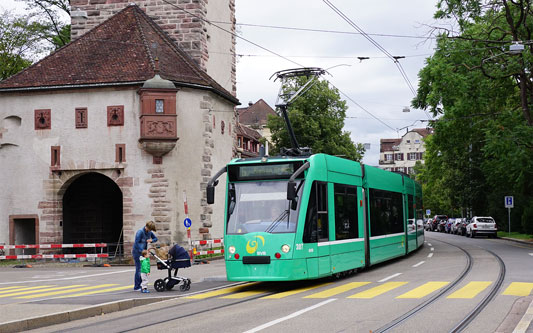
xmin=521 ymin=203 xmax=533 ymax=235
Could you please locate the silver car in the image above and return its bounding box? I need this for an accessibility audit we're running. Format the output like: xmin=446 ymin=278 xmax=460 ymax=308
xmin=466 ymin=216 xmax=498 ymax=238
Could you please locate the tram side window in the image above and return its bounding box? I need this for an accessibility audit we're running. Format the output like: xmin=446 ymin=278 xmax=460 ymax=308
xmin=303 ymin=181 xmax=329 ymax=243
xmin=416 ymin=195 xmax=424 ymax=229
xmin=368 ymin=188 xmax=404 ymax=236
xmin=334 ymin=184 xmax=358 ymax=240
xmin=407 ymin=194 xmax=414 ymax=231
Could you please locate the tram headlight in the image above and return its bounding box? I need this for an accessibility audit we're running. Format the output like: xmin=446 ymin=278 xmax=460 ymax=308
xmin=228 ymin=246 xmax=236 ymax=254
xmin=281 ymin=244 xmax=290 ymax=253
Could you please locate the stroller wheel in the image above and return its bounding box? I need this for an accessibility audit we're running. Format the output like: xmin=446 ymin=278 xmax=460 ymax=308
xmin=154 ymin=279 xmax=166 ymax=292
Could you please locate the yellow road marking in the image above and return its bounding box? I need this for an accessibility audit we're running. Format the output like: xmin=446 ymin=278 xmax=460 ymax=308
xmin=447 ymin=281 xmax=492 ymax=299
xmin=262 ymin=282 xmax=333 ymax=299
xmin=502 ymin=282 xmax=533 ymax=296
xmin=348 ymin=282 xmax=408 ymax=299
xmin=58 ymin=285 xmax=134 ymax=298
xmin=220 ymin=290 xmax=267 ymax=299
xmin=0 ymin=285 xmax=82 ymax=298
xmin=185 ymin=284 xmax=257 ymax=299
xmin=16 ymin=284 xmax=118 ymax=299
xmin=0 ymin=286 xmax=27 ymax=291
xmin=396 ymin=282 xmax=449 ymax=299
xmin=0 ymin=286 xmax=55 ymax=294
xmin=304 ymin=282 xmax=371 ymax=299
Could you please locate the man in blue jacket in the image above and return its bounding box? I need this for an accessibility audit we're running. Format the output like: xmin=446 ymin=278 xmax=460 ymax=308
xmin=132 ymin=221 xmax=158 ymax=291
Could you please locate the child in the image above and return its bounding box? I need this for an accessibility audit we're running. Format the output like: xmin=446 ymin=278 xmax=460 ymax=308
xmin=140 ymin=250 xmax=150 ymax=293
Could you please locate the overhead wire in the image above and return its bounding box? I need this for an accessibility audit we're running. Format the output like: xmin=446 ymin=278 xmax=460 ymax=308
xmin=160 ymin=0 xmax=400 ymax=132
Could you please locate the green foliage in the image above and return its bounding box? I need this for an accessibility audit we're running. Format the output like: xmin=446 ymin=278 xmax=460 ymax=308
xmin=414 ymin=1 xmax=533 ymax=220
xmin=267 ymin=77 xmax=364 ymax=161
xmin=0 ymin=1 xmax=70 ymax=81
xmin=522 ymin=204 xmax=533 ymax=235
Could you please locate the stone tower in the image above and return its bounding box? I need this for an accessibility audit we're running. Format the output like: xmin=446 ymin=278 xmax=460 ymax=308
xmin=70 ymin=0 xmax=236 ymax=95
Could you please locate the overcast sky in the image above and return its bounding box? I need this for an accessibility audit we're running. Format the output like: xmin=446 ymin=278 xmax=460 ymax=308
xmin=1 ymin=0 xmax=440 ymax=165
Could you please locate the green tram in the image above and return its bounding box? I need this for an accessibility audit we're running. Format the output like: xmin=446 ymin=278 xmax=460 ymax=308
xmin=207 ymin=153 xmax=424 ymax=281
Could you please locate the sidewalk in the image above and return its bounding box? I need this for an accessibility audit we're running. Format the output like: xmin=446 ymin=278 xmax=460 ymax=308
xmin=0 ymin=259 xmax=229 ymax=333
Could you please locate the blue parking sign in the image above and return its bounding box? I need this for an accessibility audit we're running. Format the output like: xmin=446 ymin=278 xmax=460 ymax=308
xmin=504 ymin=196 xmax=514 ymax=208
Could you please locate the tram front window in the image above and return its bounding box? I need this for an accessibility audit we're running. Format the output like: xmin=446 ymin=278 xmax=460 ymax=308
xmin=227 ymin=180 xmax=301 ymax=234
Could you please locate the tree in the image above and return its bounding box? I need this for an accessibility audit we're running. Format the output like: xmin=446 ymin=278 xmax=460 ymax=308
xmin=267 ymin=76 xmax=365 ymax=161
xmin=413 ymin=0 xmax=533 ymax=232
xmin=0 ymin=11 xmax=43 ymax=80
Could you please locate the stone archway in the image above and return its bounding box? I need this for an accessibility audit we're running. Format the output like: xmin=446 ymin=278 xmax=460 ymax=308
xmin=62 ymin=173 xmax=123 ymax=254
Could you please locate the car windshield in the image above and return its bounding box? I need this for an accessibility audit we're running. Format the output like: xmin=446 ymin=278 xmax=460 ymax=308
xmin=478 ymin=218 xmax=494 ymax=223
xmin=226 ymin=180 xmax=302 ymax=234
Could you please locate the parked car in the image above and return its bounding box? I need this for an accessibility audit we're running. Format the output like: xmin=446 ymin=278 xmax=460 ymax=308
xmin=435 ymin=215 xmax=449 ymax=232
xmin=451 ymin=218 xmax=464 ymax=234
xmin=430 ymin=215 xmax=448 ymax=231
xmin=445 ymin=218 xmax=455 ymax=233
xmin=424 ymin=218 xmax=434 ymax=231
xmin=466 ymin=216 xmax=498 ymax=238
xmin=458 ymin=218 xmax=470 ymax=236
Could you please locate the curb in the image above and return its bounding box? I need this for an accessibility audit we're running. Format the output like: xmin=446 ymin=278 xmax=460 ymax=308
xmin=499 ymin=237 xmax=533 ymax=245
xmin=0 ymin=297 xmax=168 ymax=333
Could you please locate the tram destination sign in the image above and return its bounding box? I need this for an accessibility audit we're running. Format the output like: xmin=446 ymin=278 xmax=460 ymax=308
xmin=228 ymin=161 xmax=304 ymax=181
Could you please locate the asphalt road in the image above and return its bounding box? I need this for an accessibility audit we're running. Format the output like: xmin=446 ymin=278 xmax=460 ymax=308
xmin=2 ymin=233 xmax=532 ymax=332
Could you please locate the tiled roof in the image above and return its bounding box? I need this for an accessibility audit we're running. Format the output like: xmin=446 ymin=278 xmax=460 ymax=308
xmin=380 ymin=138 xmax=401 ymax=152
xmin=235 ymin=123 xmax=262 ymax=140
xmin=411 ymin=128 xmax=433 ymax=137
xmin=0 ymin=5 xmax=237 ymax=104
xmin=237 ymin=99 xmax=277 ymax=126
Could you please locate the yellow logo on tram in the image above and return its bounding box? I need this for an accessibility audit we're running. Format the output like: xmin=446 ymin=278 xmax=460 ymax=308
xmin=246 ymin=236 xmax=265 ymax=254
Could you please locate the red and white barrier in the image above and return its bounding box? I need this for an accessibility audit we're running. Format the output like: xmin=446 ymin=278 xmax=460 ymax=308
xmin=192 ymin=239 xmax=223 ymax=246
xmin=194 ymin=249 xmax=224 ymax=256
xmin=0 ymin=253 xmax=109 ymax=260
xmin=0 ymin=243 xmax=107 ymax=250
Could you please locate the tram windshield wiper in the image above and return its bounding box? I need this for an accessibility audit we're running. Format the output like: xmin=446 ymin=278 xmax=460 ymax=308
xmin=264 ymin=209 xmax=289 ymax=233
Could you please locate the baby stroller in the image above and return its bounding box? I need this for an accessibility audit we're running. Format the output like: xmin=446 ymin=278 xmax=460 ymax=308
xmin=150 ymin=244 xmax=191 ymax=292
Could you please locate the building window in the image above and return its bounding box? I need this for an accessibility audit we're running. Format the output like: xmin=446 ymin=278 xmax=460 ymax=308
xmin=116 ymin=144 xmax=126 ymax=163
xmin=107 ymin=105 xmax=124 ymax=126
xmin=51 ymin=146 xmax=60 ymax=167
xmin=237 ymin=136 xmax=242 ymax=147
xmin=406 ymin=140 xmax=410 ymax=143
xmin=221 ymin=121 xmax=225 ymax=134
xmin=415 ymin=139 xmax=420 ymax=143
xmin=385 ymin=153 xmax=393 ymax=161
xmin=75 ymin=107 xmax=88 ymax=128
xmin=35 ymin=109 xmax=51 ymax=130
xmin=394 ymin=153 xmax=404 ymax=161
xmin=155 ymin=99 xmax=164 ymax=113
xmin=408 ymin=152 xmax=418 ymax=160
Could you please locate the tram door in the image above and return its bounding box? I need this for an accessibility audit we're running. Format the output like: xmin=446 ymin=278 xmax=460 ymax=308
xmin=304 ymin=181 xmax=330 ymax=277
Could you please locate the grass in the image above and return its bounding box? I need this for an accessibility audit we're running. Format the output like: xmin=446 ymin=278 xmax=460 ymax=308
xmin=498 ymin=231 xmax=533 ymax=241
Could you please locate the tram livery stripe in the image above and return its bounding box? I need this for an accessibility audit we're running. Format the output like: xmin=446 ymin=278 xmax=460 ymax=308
xmin=262 ymin=282 xmax=333 ymax=299
xmin=15 ymin=284 xmax=118 ymax=299
xmin=502 ymin=282 xmax=533 ymax=296
xmin=0 ymin=285 xmax=80 ymax=298
xmin=304 ymin=282 xmax=371 ymax=298
xmin=348 ymin=282 xmax=408 ymax=299
xmin=185 ymin=284 xmax=255 ymax=299
xmin=447 ymin=281 xmax=492 ymax=299
xmin=396 ymin=281 xmax=450 ymax=299
xmin=58 ymin=285 xmax=135 ymax=298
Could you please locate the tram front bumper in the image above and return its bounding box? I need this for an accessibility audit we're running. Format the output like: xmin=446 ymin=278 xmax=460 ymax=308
xmin=225 ymin=258 xmax=308 ymax=281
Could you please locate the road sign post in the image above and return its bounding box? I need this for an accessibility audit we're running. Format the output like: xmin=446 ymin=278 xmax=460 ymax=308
xmin=505 ymin=196 xmax=514 ymax=235
xmin=183 ymin=190 xmax=193 ymax=261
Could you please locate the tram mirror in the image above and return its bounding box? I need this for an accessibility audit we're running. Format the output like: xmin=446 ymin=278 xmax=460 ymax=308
xmin=207 ymin=185 xmax=215 ymax=204
xmin=291 ymin=198 xmax=298 ymax=210
xmin=287 ymin=180 xmax=296 ymax=201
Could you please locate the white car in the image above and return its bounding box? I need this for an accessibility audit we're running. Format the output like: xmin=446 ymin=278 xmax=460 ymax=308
xmin=466 ymin=216 xmax=498 ymax=238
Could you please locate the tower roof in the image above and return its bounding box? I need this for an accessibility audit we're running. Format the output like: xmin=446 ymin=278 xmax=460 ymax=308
xmin=0 ymin=5 xmax=238 ymax=104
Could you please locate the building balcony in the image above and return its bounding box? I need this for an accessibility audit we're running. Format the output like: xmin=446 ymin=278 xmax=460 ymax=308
xmin=379 ymin=160 xmax=395 ymax=165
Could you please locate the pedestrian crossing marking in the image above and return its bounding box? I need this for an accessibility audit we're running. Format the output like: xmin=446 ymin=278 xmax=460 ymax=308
xmin=0 ymin=286 xmax=54 ymax=295
xmin=261 ymin=282 xmax=333 ymax=299
xmin=185 ymin=283 xmax=257 ymax=299
xmin=0 ymin=285 xmax=84 ymax=298
xmin=502 ymin=282 xmax=533 ymax=296
xmin=348 ymin=282 xmax=408 ymax=299
xmin=304 ymin=282 xmax=371 ymax=299
xmin=16 ymin=284 xmax=118 ymax=299
xmin=396 ymin=282 xmax=450 ymax=299
xmin=57 ymin=285 xmax=135 ymax=298
xmin=447 ymin=281 xmax=492 ymax=299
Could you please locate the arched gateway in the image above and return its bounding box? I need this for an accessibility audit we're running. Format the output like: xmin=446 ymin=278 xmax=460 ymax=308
xmin=62 ymin=173 xmax=123 ymax=254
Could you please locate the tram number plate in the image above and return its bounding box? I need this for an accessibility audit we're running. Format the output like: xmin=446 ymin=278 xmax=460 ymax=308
xmin=243 ymin=256 xmax=271 ymax=264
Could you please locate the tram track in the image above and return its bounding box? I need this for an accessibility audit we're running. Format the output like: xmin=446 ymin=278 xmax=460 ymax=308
xmin=374 ymin=238 xmax=506 ymax=333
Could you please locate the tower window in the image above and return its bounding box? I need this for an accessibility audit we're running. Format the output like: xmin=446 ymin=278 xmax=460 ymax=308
xmin=155 ymin=99 xmax=164 ymax=113
xmin=75 ymin=107 xmax=88 ymax=128
xmin=116 ymin=144 xmax=126 ymax=163
xmin=51 ymin=146 xmax=60 ymax=167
